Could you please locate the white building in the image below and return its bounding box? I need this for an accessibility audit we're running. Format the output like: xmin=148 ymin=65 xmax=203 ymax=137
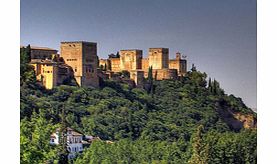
xmin=50 ymin=127 xmax=84 ymax=159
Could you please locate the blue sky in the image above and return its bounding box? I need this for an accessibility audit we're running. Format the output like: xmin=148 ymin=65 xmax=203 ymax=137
xmin=21 ymin=0 xmax=257 ymax=108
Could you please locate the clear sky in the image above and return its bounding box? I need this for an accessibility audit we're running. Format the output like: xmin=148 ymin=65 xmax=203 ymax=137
xmin=20 ymin=0 xmax=257 ymax=108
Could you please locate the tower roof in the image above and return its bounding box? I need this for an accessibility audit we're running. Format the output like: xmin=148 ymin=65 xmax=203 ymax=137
xmin=20 ymin=45 xmax=57 ymax=51
xmin=61 ymin=41 xmax=97 ymax=44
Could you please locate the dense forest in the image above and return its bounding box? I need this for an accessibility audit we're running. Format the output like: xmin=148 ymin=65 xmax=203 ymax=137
xmin=20 ymin=47 xmax=257 ymax=163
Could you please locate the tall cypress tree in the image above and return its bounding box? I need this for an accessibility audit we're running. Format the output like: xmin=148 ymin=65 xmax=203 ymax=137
xmin=58 ymin=106 xmax=69 ymax=164
xmin=213 ymin=79 xmax=217 ymax=95
xmin=188 ymin=125 xmax=206 ymax=164
xmin=191 ymin=63 xmax=197 ymax=72
xmin=20 ymin=44 xmax=31 ymax=66
xmin=154 ymin=70 xmax=158 ymax=81
xmin=116 ymin=51 xmax=120 ymax=58
xmin=148 ymin=66 xmax=153 ymax=82
xmin=104 ymin=63 xmax=107 ymax=71
xmin=147 ymin=66 xmax=154 ymax=94
xmin=20 ymin=44 xmax=36 ymax=87
xmin=208 ymin=78 xmax=212 ymax=93
xmin=25 ymin=44 xmax=31 ymax=63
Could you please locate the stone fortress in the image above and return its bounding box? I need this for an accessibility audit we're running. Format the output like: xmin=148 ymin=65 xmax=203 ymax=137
xmin=99 ymin=48 xmax=187 ymax=86
xmin=22 ymin=41 xmax=187 ymax=89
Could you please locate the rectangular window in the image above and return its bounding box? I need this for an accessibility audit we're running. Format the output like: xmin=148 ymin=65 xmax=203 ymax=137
xmin=66 ymin=59 xmax=77 ymax=61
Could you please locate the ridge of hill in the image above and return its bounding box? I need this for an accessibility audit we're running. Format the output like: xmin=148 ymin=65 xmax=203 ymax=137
xmin=20 ymin=49 xmax=257 ymax=163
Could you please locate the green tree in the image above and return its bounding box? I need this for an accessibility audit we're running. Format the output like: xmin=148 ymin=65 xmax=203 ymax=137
xmin=116 ymin=51 xmax=120 ymax=58
xmin=20 ymin=45 xmax=36 ymax=87
xmin=58 ymin=106 xmax=69 ymax=164
xmin=208 ymin=77 xmax=212 ymax=93
xmin=20 ymin=111 xmax=59 ymax=163
xmin=191 ymin=63 xmax=197 ymax=72
xmin=188 ymin=125 xmax=208 ymax=164
xmin=20 ymin=44 xmax=31 ymax=64
xmin=147 ymin=66 xmax=155 ymax=95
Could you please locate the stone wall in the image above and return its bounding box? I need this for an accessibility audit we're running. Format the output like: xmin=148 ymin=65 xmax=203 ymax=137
xmin=130 ymin=70 xmax=145 ymax=87
xmin=20 ymin=46 xmax=58 ymax=60
xmin=99 ymin=59 xmax=110 ymax=70
xmin=31 ymin=61 xmax=58 ymax=89
xmin=169 ymin=53 xmax=187 ymax=76
xmin=141 ymin=58 xmax=149 ymax=71
xmin=144 ymin=68 xmax=177 ymax=80
xmin=110 ymin=58 xmax=121 ymax=72
xmin=30 ymin=59 xmax=73 ymax=89
xmin=61 ymin=41 xmax=99 ymax=87
xmin=119 ymin=50 xmax=142 ymax=71
xmin=148 ymin=48 xmax=169 ymax=69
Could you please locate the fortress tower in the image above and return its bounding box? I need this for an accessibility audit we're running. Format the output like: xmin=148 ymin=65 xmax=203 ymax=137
xmin=169 ymin=52 xmax=187 ymax=76
xmin=119 ymin=50 xmax=142 ymax=71
xmin=60 ymin=41 xmax=99 ymax=87
xmin=148 ymin=48 xmax=169 ymax=69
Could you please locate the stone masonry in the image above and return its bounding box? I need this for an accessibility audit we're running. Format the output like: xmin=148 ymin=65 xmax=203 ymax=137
xmin=60 ymin=41 xmax=99 ymax=87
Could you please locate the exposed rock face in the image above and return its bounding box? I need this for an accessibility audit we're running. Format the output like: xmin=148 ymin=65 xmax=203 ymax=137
xmin=217 ymin=108 xmax=256 ymax=131
xmin=234 ymin=113 xmax=257 ymax=129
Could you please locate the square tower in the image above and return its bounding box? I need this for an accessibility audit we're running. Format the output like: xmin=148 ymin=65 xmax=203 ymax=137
xmin=169 ymin=52 xmax=187 ymax=76
xmin=60 ymin=41 xmax=99 ymax=87
xmin=119 ymin=50 xmax=142 ymax=71
xmin=148 ymin=48 xmax=169 ymax=69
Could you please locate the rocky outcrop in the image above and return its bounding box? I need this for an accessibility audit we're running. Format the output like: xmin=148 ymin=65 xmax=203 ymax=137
xmin=217 ymin=108 xmax=256 ymax=131
xmin=234 ymin=113 xmax=257 ymax=129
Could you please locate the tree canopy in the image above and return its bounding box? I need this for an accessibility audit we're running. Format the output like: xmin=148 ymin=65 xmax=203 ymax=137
xmin=20 ymin=58 xmax=256 ymax=163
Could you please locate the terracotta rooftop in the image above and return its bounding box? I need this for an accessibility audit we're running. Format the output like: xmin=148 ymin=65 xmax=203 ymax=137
xmin=66 ymin=127 xmax=83 ymax=136
xmin=54 ymin=127 xmax=83 ymax=136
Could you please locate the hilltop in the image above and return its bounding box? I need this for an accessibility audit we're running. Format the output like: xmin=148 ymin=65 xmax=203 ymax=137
xmin=20 ymin=53 xmax=257 ymax=163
